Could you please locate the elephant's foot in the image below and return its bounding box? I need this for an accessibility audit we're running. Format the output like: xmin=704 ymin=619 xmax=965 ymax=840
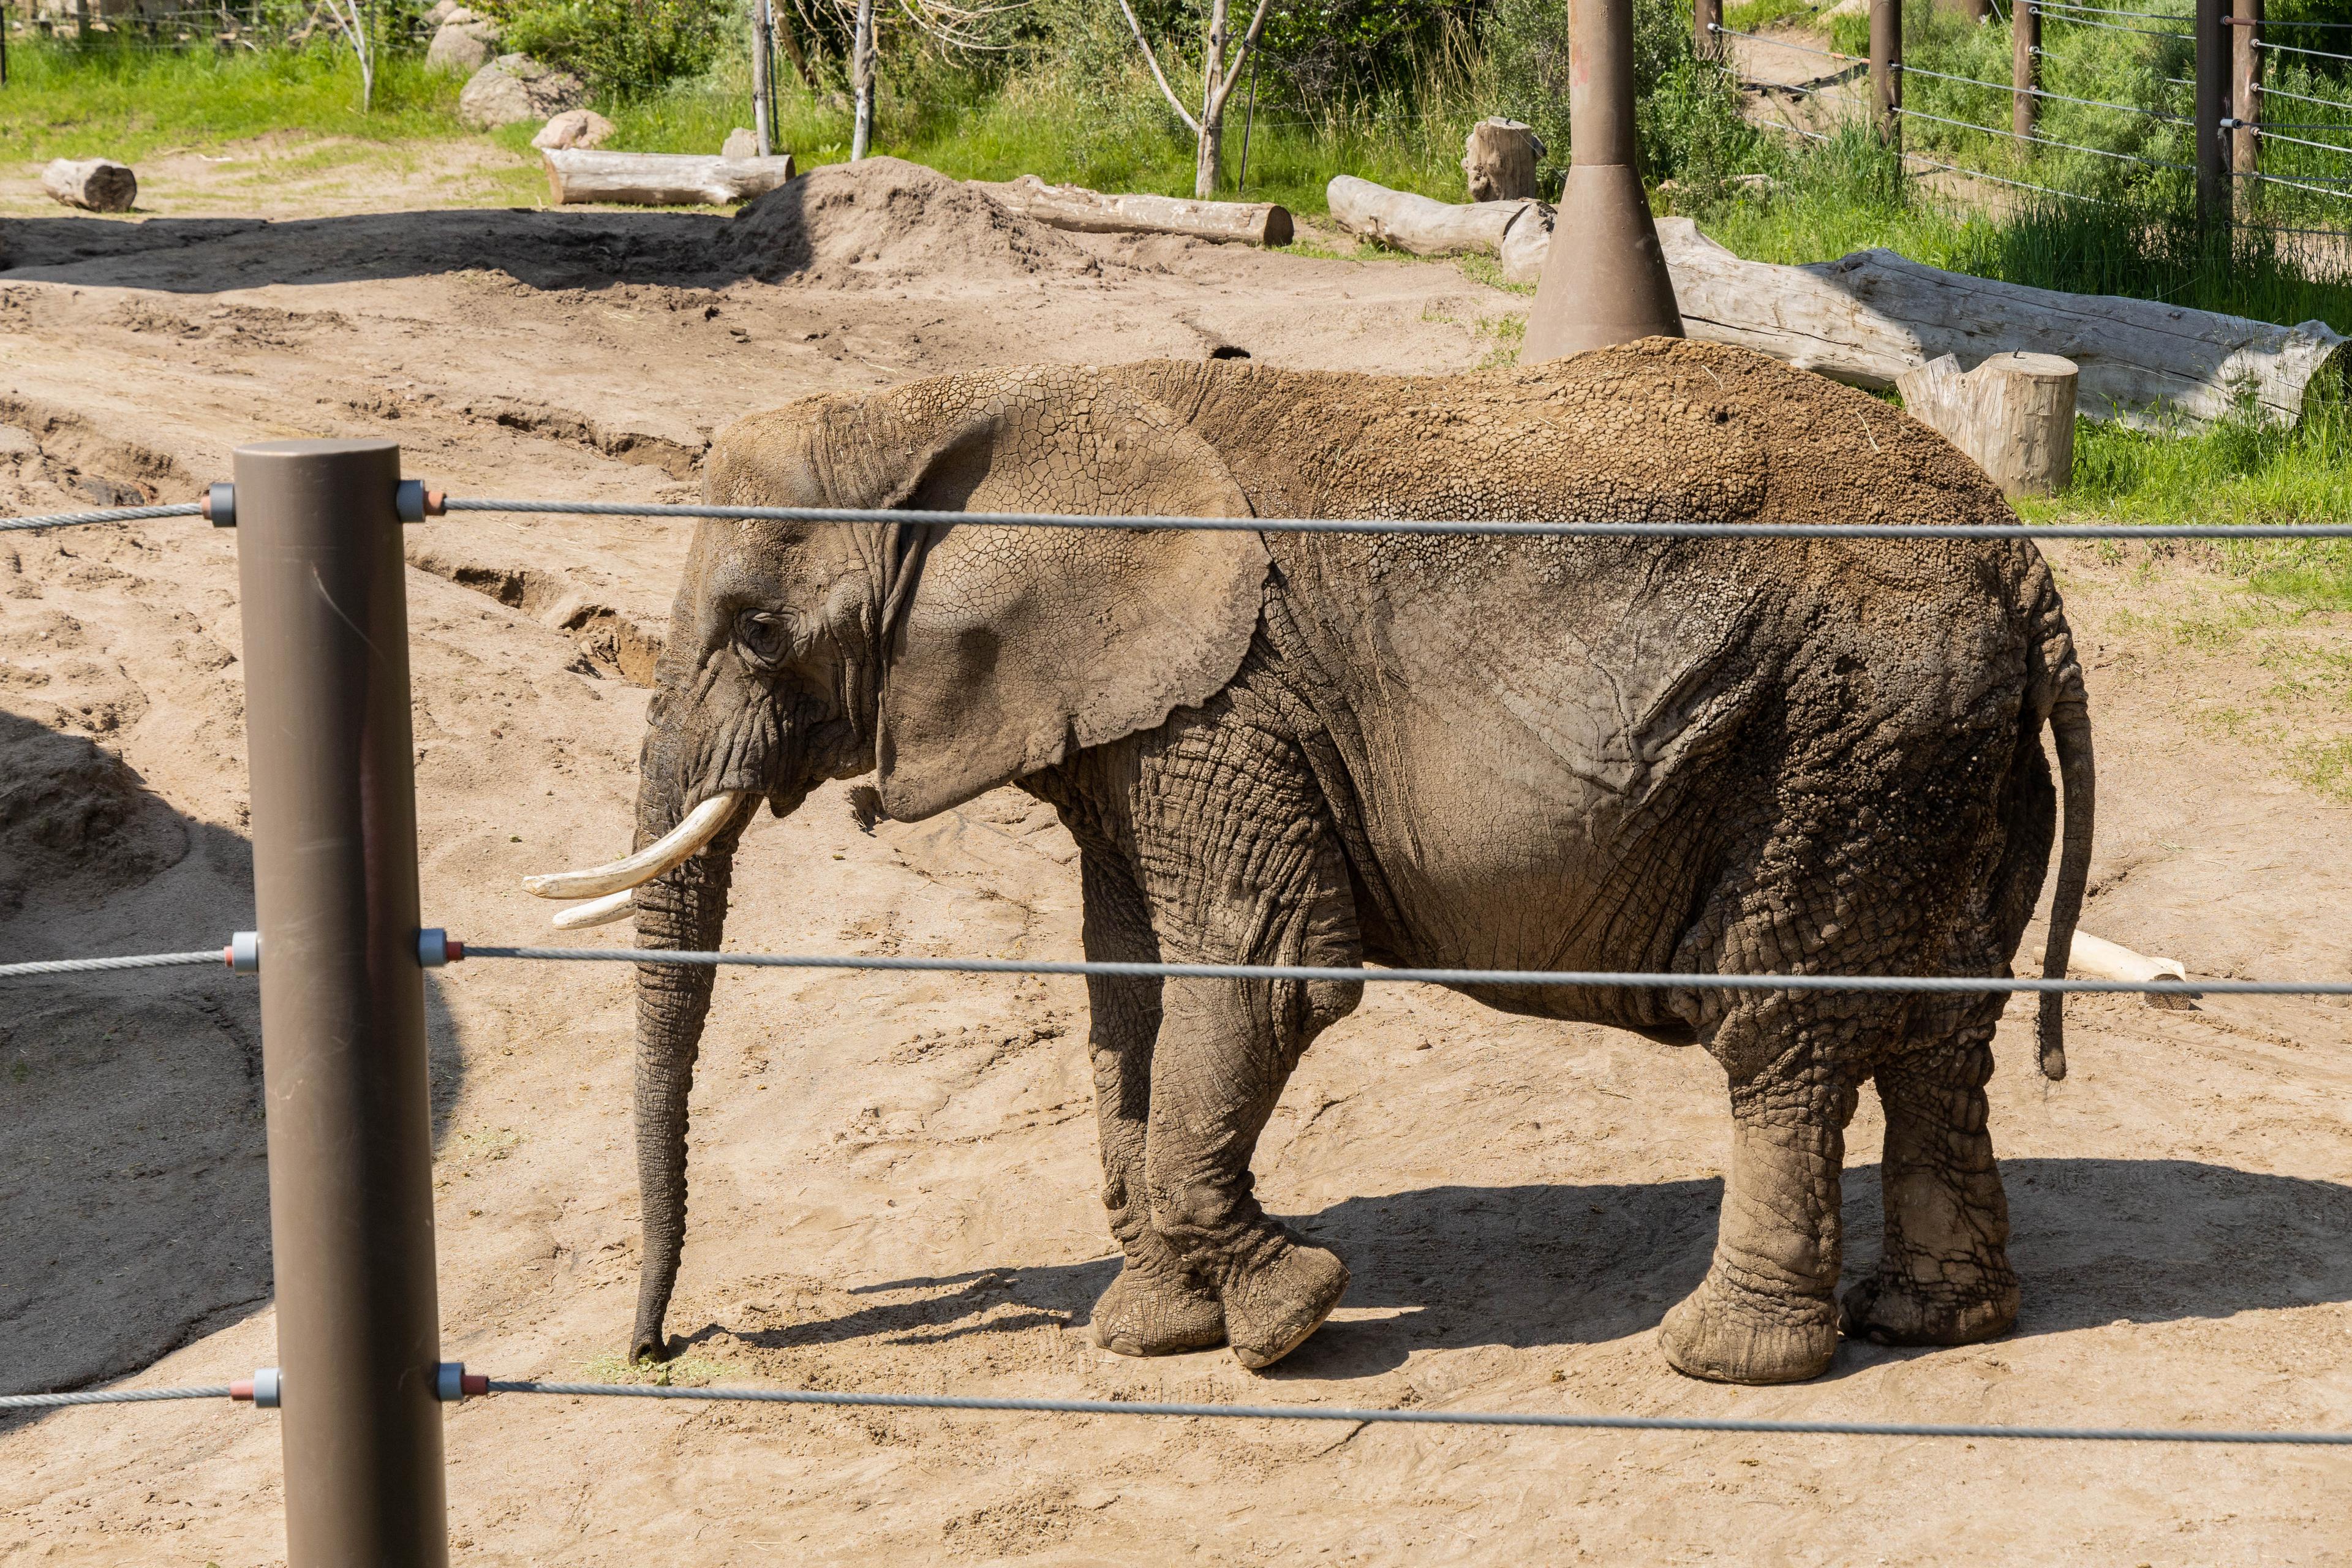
xmin=1840 ymin=1260 xmax=2017 ymax=1348
xmin=1091 ymin=1264 xmax=1227 ymax=1357
xmin=1222 ymin=1240 xmax=1350 ymax=1371
xmin=1659 ymin=1268 xmax=1838 ymax=1384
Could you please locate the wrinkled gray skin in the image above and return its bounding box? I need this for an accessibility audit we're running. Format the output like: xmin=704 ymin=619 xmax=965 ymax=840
xmin=621 ymin=340 xmax=2094 ymax=1384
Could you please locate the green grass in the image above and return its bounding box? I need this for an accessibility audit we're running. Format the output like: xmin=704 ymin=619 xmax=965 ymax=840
xmin=0 ymin=37 xmax=465 ymax=162
xmin=1724 ymin=0 xmax=1825 ymax=32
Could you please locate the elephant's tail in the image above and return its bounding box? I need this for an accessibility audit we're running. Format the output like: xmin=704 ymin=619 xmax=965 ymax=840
xmin=2027 ymin=562 xmax=2095 ymax=1083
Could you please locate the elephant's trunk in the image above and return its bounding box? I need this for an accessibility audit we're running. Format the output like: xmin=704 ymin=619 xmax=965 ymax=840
xmin=627 ymin=784 xmax=746 ymax=1363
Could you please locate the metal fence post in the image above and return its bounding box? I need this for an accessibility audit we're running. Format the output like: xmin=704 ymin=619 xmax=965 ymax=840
xmin=234 ymin=440 xmax=449 ymax=1568
xmin=2232 ymin=0 xmax=2261 ymax=220
xmin=750 ymin=0 xmax=775 ymax=159
xmin=1872 ymin=0 xmax=1902 ymax=148
xmin=2195 ymin=0 xmax=2228 ymax=227
xmin=2013 ymin=0 xmax=2039 ymax=145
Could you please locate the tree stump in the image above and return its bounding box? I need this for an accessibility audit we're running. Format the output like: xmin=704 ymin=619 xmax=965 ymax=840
xmin=41 ymin=158 xmax=137 ymax=214
xmin=1463 ymin=118 xmax=1545 ymax=202
xmin=1894 ymin=351 xmax=2078 ymax=496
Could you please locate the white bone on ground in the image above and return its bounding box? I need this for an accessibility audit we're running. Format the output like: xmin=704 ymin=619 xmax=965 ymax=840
xmin=522 ymin=791 xmax=749 ymax=900
xmin=2067 ymin=930 xmax=2190 ymax=985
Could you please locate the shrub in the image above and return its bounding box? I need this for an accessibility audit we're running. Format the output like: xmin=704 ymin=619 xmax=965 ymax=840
xmin=489 ymin=0 xmax=726 ymax=96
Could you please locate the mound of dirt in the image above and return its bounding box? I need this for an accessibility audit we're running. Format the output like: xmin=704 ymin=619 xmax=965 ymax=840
xmin=725 ymin=156 xmax=1086 ymax=285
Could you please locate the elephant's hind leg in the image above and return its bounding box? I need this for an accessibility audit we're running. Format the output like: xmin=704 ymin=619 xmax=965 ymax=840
xmin=1075 ymin=844 xmax=1227 ymax=1357
xmin=1841 ymin=1008 xmax=2018 ymax=1347
xmin=1660 ymin=996 xmax=1866 ymax=1385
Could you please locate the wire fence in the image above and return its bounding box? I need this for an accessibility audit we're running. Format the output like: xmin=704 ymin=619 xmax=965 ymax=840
xmin=8 ymin=472 xmax=2352 ymax=1553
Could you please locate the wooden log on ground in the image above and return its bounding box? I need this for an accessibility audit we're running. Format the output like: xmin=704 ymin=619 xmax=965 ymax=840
xmin=1895 ymin=350 xmax=2078 ymax=496
xmin=979 ymin=175 xmax=1292 ymax=247
xmin=41 ymin=157 xmax=137 ymax=213
xmin=1328 ymin=173 xmax=1542 ymax=261
xmin=1463 ymin=118 xmax=1544 ymax=202
xmin=1327 ymin=176 xmax=2344 ymax=428
xmin=542 ymin=150 xmax=797 ymax=208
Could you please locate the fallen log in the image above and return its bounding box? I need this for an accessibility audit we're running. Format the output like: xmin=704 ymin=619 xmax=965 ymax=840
xmin=1328 ymin=173 xmax=1539 ymax=260
xmin=42 ymin=158 xmax=138 ymax=214
xmin=542 ymin=149 xmax=797 ymax=208
xmin=1326 ymin=175 xmax=2346 ymax=427
xmin=979 ymin=175 xmax=1292 ymax=247
xmin=1896 ymin=351 xmax=2079 ymax=497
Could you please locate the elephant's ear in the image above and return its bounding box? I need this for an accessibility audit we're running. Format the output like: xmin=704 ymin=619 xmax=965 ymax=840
xmin=873 ymin=381 xmax=1268 ymax=821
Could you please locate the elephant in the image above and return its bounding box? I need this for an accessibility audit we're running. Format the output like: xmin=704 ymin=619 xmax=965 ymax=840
xmin=526 ymin=337 xmax=2094 ymax=1385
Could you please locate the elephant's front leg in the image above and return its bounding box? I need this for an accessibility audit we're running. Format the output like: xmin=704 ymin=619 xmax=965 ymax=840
xmin=1076 ymin=845 xmax=1227 ymax=1356
xmin=1125 ymin=706 xmax=1365 ymax=1370
xmin=1662 ymin=999 xmax=1865 ymax=1384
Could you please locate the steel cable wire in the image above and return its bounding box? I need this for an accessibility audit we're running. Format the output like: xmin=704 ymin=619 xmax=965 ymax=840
xmin=1902 ymin=151 xmax=2109 ymax=200
xmin=2261 ymin=81 xmax=2352 ymax=113
xmin=461 ymin=947 xmax=2344 ymax=998
xmin=1895 ymin=105 xmax=2201 ymax=170
xmin=432 ymin=500 xmax=2352 ymax=538
xmin=1899 ymin=60 xmax=2195 ymax=124
xmin=477 ymin=1381 xmax=2352 ymax=1445
xmin=1706 ymin=22 xmax=1863 ymax=61
xmin=1 ymin=502 xmax=206 ymax=533
xmin=2258 ymin=36 xmax=2352 ymax=63
xmin=0 ymin=1386 xmax=234 ymax=1411
xmin=0 ymin=950 xmax=224 ymax=981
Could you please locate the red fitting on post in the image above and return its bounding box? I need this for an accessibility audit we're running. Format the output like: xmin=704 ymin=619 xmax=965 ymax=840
xmin=424 ymin=490 xmax=447 ymax=517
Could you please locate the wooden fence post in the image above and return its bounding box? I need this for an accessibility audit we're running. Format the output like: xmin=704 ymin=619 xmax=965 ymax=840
xmin=2195 ymin=0 xmax=2228 ymax=228
xmin=2014 ymin=0 xmax=2039 ymax=144
xmin=2233 ymin=0 xmax=2261 ymax=220
xmin=749 ymin=0 xmax=775 ymax=159
xmin=1695 ymin=0 xmax=1721 ymax=57
xmin=1871 ymin=0 xmax=1902 ymax=148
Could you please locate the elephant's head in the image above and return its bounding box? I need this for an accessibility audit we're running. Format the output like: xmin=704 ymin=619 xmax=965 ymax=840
xmin=522 ymin=368 xmax=1270 ymax=1360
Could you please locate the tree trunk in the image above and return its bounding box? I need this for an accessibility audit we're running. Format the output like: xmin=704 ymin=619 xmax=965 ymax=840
xmin=41 ymin=157 xmax=138 ymax=213
xmin=1196 ymin=0 xmax=1228 ymax=198
xmin=850 ymin=0 xmax=875 ymax=161
xmin=1894 ymin=351 xmax=2078 ymax=496
xmin=543 ymin=149 xmax=797 ymax=207
xmin=981 ymin=175 xmax=1293 ymax=246
xmin=750 ymin=0 xmax=775 ymax=159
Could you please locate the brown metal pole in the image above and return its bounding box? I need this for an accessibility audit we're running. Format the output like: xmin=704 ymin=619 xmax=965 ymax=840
xmin=1694 ymin=0 xmax=1721 ymax=58
xmin=1521 ymin=0 xmax=1683 ymax=362
xmin=2232 ymin=0 xmax=2261 ymax=221
xmin=235 ymin=440 xmax=449 ymax=1568
xmin=1871 ymin=0 xmax=1902 ymax=148
xmin=2014 ymin=0 xmax=2039 ymax=145
xmin=2195 ymin=0 xmax=2227 ymax=228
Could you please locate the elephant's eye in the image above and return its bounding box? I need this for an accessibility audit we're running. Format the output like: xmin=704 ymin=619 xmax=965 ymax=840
xmin=735 ymin=609 xmax=793 ymax=666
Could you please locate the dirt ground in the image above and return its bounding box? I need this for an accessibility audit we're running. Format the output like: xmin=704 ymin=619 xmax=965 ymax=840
xmin=4 ymin=155 xmax=2351 ymax=1567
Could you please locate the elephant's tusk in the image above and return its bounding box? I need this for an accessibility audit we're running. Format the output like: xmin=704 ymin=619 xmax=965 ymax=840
xmin=551 ymin=889 xmax=636 ymax=930
xmin=524 ymin=792 xmax=750 ymax=900
xmin=2068 ymin=929 xmax=2199 ymax=1009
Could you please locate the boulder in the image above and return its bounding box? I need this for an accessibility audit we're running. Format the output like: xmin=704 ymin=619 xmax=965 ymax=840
xmin=458 ymin=53 xmax=587 ymax=130
xmin=424 ymin=7 xmax=501 ymax=75
xmin=721 ymin=127 xmax=760 ymax=160
xmin=533 ymin=108 xmax=617 ymax=151
xmin=421 ymin=0 xmax=461 ymax=24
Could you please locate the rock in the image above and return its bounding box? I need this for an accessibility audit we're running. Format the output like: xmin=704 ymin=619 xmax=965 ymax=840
xmin=533 ymin=108 xmax=617 ymax=151
xmin=458 ymin=53 xmax=587 ymax=130
xmin=721 ymin=127 xmax=760 ymax=161
xmin=40 ymin=158 xmax=138 ymax=214
xmin=426 ymin=10 xmax=502 ymax=76
xmin=421 ymin=0 xmax=462 ymax=24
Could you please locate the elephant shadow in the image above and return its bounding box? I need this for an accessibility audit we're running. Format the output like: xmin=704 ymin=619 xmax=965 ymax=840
xmin=794 ymin=1158 xmax=2352 ymax=1382
xmin=0 ymin=710 xmax=470 ymax=1411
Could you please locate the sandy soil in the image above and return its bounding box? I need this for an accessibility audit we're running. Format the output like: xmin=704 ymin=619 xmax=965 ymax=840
xmin=4 ymin=156 xmax=2352 ymax=1567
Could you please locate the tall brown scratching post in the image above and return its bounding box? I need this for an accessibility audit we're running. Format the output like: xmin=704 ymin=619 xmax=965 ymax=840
xmin=236 ymin=440 xmax=450 ymax=1568
xmin=1521 ymin=0 xmax=1683 ymax=363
